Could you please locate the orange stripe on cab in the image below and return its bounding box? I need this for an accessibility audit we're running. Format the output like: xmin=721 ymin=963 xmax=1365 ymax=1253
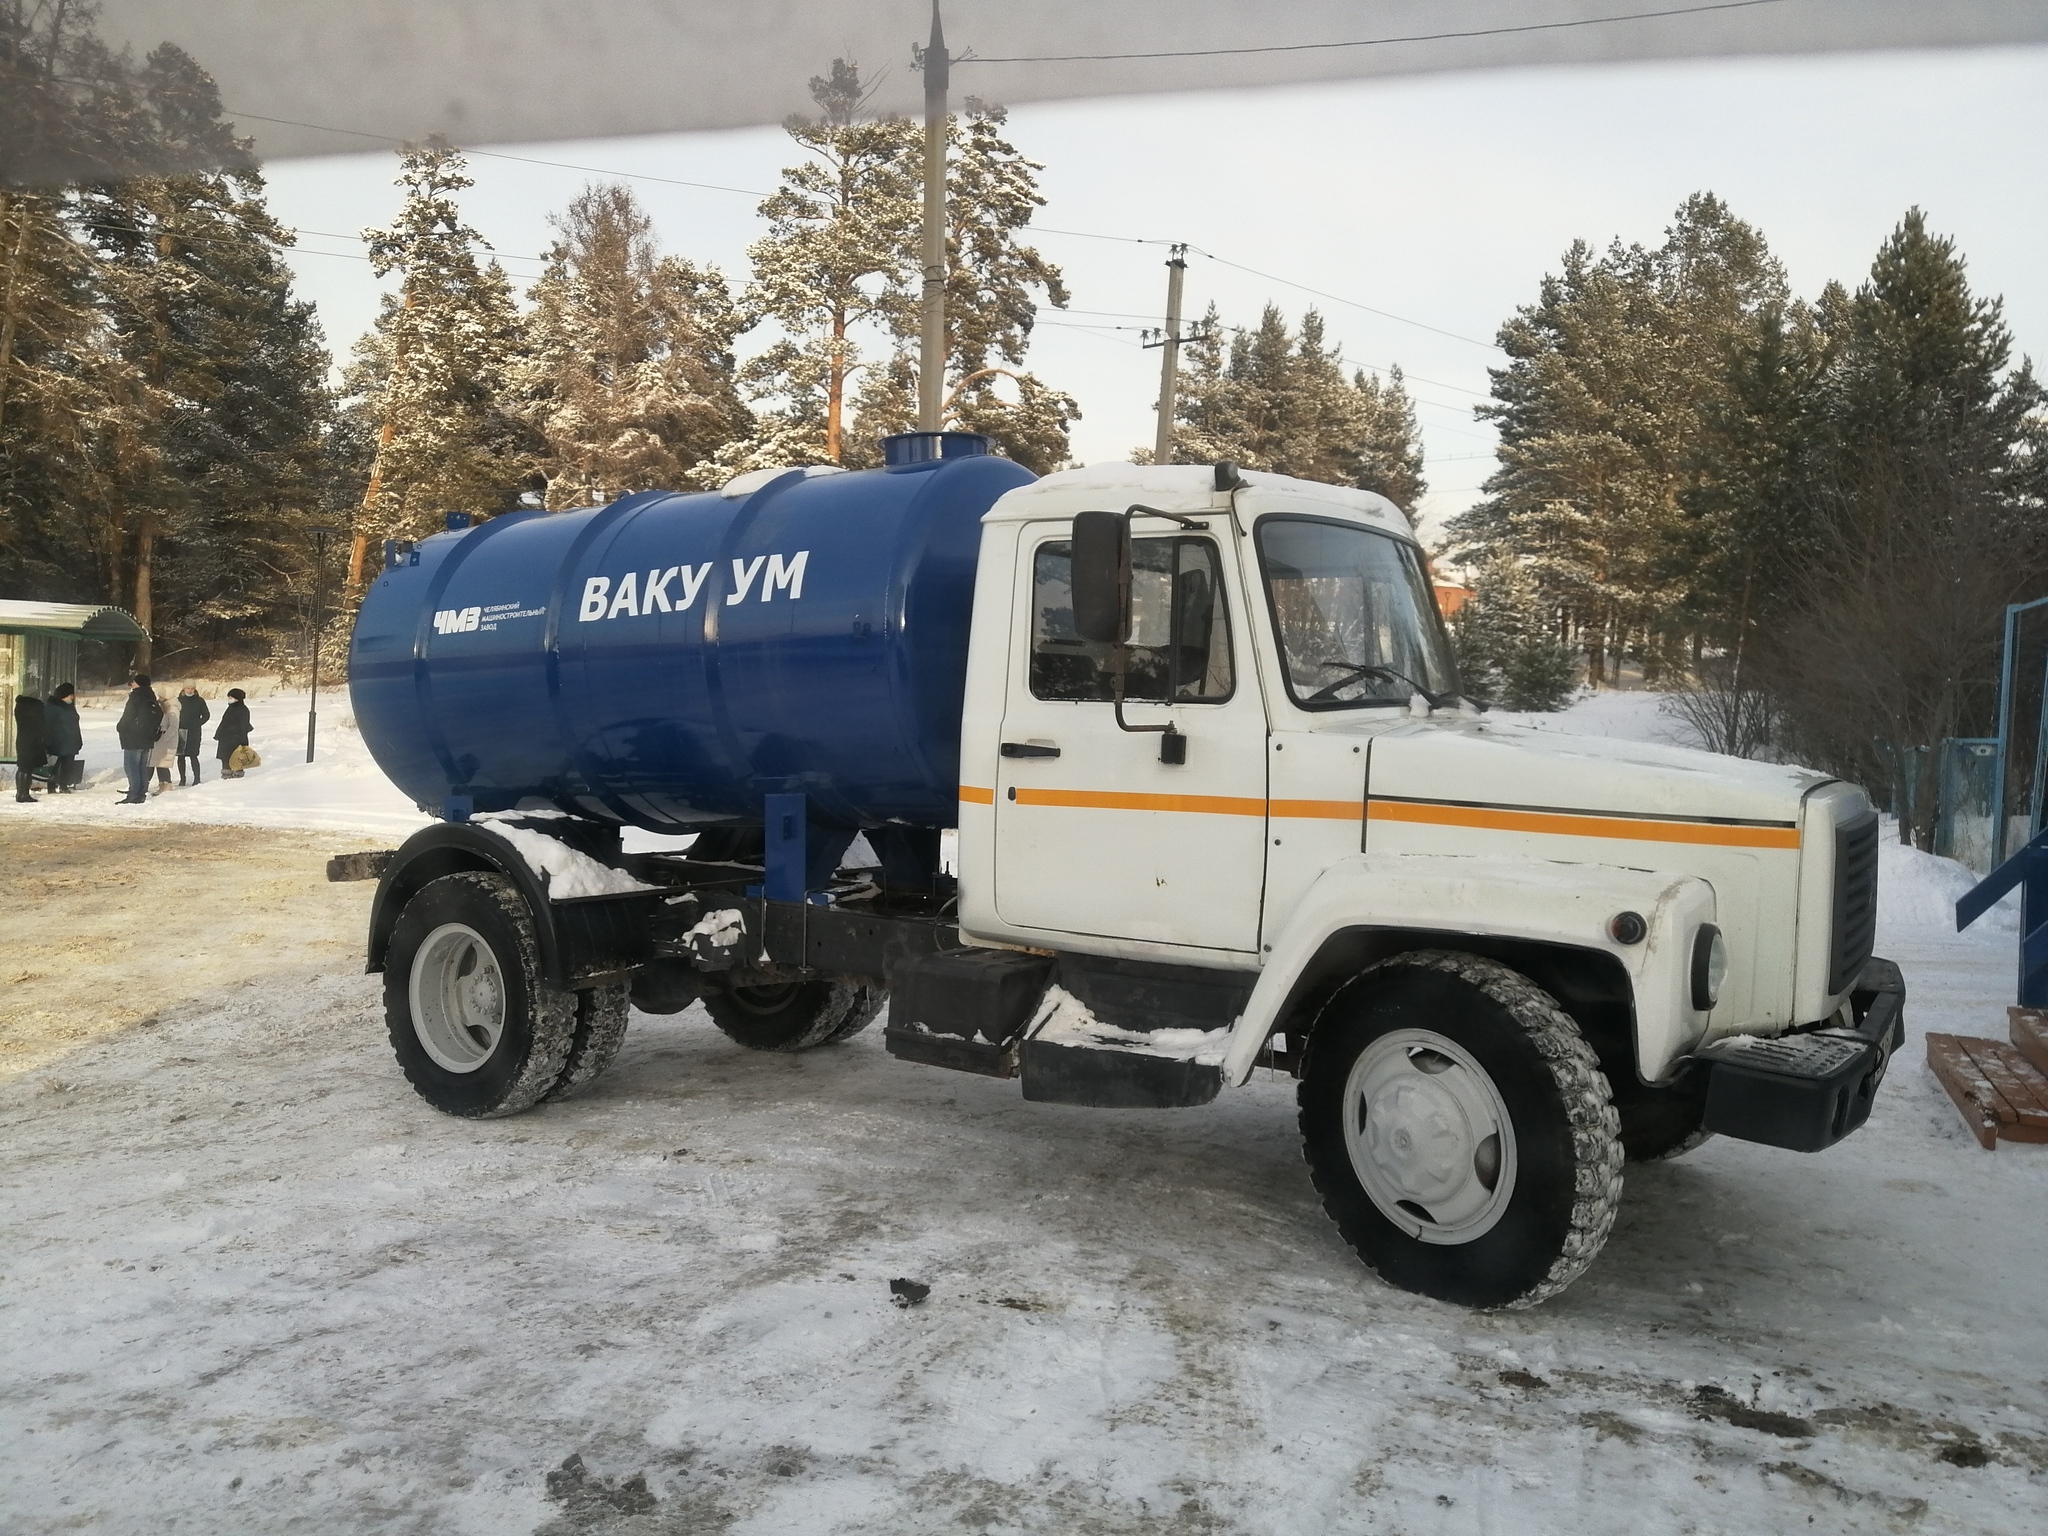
xmin=1270 ymin=798 xmax=1364 ymax=821
xmin=1367 ymin=798 xmax=1800 ymax=849
xmin=958 ymin=784 xmax=995 ymax=805
xmin=1012 ymin=787 xmax=1266 ymax=817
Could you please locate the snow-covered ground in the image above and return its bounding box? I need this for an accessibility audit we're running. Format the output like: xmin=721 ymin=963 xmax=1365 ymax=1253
xmin=3 ymin=688 xmax=2044 ymax=1533
xmin=20 ymin=680 xmax=431 ymax=839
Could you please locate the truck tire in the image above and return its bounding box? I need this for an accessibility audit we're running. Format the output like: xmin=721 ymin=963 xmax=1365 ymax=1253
xmin=703 ymin=976 xmax=885 ymax=1052
xmin=384 ymin=871 xmax=577 ymax=1118
xmin=544 ymin=983 xmax=632 ymax=1102
xmin=1298 ymin=950 xmax=1624 ymax=1309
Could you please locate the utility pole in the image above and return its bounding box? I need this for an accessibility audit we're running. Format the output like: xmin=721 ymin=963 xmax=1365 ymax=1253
xmin=917 ymin=2 xmax=949 ymax=431
xmin=306 ymin=525 xmax=338 ymax=762
xmin=1150 ymin=244 xmax=1189 ymax=464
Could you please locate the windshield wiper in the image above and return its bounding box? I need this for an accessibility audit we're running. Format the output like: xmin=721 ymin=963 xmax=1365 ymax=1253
xmin=1308 ymin=659 xmax=1450 ymax=708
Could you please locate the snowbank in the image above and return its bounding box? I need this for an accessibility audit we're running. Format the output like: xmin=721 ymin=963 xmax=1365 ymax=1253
xmin=1878 ymin=823 xmax=2015 ymax=938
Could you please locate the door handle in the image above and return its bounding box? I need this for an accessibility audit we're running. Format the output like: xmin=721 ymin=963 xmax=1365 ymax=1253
xmin=1001 ymin=742 xmax=1060 ymax=758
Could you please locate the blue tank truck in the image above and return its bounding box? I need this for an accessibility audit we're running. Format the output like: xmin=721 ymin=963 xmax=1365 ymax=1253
xmin=337 ymin=431 xmax=1904 ymax=1309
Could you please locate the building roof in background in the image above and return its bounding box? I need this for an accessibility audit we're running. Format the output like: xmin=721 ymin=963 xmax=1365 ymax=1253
xmin=0 ymin=601 xmax=149 ymax=640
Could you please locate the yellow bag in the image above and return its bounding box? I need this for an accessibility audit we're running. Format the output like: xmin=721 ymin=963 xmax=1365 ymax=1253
xmin=229 ymin=745 xmax=261 ymax=771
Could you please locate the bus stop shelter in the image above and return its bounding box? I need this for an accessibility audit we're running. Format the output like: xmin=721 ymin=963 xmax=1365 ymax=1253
xmin=0 ymin=601 xmax=148 ymax=762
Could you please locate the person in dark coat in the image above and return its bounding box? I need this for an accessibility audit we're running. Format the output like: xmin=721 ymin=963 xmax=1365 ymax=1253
xmin=214 ymin=687 xmax=252 ymax=778
xmin=12 ymin=690 xmax=48 ymax=802
xmin=44 ymin=683 xmax=82 ymax=793
xmin=175 ymin=685 xmax=210 ymax=785
xmin=116 ymin=674 xmax=162 ymax=804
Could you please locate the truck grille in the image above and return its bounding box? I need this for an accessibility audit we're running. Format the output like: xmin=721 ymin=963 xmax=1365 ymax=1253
xmin=1828 ymin=809 xmax=1880 ymax=994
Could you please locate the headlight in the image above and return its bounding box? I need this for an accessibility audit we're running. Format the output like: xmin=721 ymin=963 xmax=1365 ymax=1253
xmin=1691 ymin=924 xmax=1728 ymax=1011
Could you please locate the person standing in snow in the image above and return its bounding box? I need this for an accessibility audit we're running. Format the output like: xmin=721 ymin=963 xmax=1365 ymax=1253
xmin=175 ymin=685 xmax=210 ymax=785
xmin=147 ymin=686 xmax=179 ymax=794
xmin=214 ymin=688 xmax=252 ymax=779
xmin=12 ymin=689 xmax=48 ymax=802
xmin=44 ymin=683 xmax=82 ymax=793
xmin=115 ymin=675 xmax=161 ymax=804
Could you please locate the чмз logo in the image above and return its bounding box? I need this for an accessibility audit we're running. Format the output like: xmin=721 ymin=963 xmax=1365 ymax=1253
xmin=579 ymin=551 xmax=809 ymax=622
xmin=432 ymin=606 xmax=481 ymax=634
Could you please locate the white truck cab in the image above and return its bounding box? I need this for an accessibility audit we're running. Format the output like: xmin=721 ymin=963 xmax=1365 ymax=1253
xmin=939 ymin=462 xmax=1899 ymax=1306
xmin=350 ymin=458 xmax=1902 ymax=1310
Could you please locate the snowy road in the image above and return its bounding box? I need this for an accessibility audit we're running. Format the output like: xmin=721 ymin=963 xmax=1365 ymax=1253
xmin=3 ymin=832 xmax=2044 ymax=1533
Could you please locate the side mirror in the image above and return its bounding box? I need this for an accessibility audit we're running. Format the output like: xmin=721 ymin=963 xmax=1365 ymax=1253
xmin=1070 ymin=510 xmax=1130 ymax=644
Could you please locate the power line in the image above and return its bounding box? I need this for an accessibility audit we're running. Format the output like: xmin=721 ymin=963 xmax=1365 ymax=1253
xmin=966 ymin=0 xmax=1786 ymax=63
xmin=1192 ymin=251 xmax=1499 ymax=350
xmin=1029 ymin=225 xmax=1500 ymax=351
xmin=1037 ymin=314 xmax=1491 ymax=399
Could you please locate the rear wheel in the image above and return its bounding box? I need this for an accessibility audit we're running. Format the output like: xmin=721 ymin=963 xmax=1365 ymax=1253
xmin=545 ymin=983 xmax=631 ymax=1102
xmin=1298 ymin=950 xmax=1624 ymax=1309
xmin=385 ymin=871 xmax=576 ymax=1117
xmin=703 ymin=975 xmax=885 ymax=1051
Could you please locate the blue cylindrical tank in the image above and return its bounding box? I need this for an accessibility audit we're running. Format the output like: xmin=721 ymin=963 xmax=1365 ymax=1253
xmin=349 ymin=438 xmax=1035 ymax=831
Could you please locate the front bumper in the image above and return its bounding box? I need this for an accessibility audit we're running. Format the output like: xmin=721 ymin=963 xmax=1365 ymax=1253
xmin=1694 ymin=958 xmax=1906 ymax=1153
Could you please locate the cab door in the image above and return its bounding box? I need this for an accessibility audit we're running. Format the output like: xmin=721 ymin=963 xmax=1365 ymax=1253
xmin=992 ymin=521 xmax=1269 ymax=955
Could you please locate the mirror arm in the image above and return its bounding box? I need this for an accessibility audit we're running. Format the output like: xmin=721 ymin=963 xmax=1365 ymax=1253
xmin=1126 ymin=502 xmax=1207 ymax=530
xmin=1110 ymin=638 xmax=1187 ymax=763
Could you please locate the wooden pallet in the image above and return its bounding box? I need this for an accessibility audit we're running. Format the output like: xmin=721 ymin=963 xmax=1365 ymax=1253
xmin=1926 ymin=1022 xmax=2048 ymax=1149
xmin=2012 ymin=1007 xmax=2048 ymax=1078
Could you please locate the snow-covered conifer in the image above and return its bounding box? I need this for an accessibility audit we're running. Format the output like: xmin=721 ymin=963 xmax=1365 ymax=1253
xmin=344 ymin=138 xmax=532 ymax=588
xmin=514 ymin=183 xmax=749 ymax=504
xmin=1451 ymin=555 xmax=1578 ymax=711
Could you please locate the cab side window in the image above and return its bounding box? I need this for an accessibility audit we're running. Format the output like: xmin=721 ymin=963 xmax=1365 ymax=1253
xmin=1030 ymin=536 xmax=1234 ymax=703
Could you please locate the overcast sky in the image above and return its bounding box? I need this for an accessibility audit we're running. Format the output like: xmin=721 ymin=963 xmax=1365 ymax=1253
xmin=258 ymin=45 xmax=2047 ymax=541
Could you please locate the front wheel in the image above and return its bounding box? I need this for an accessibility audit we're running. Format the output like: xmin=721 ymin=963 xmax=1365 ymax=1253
xmin=1298 ymin=950 xmax=1623 ymax=1309
xmin=703 ymin=975 xmax=885 ymax=1051
xmin=384 ymin=871 xmax=577 ymax=1117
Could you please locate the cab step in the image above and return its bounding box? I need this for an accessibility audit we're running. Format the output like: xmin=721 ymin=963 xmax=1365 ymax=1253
xmin=881 ymin=948 xmax=1230 ymax=1106
xmin=1019 ymin=996 xmax=1229 ymax=1109
xmin=1020 ymin=1035 xmax=1223 ymax=1109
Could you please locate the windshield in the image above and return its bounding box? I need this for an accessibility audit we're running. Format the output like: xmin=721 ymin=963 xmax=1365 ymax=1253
xmin=1255 ymin=517 xmax=1458 ymax=709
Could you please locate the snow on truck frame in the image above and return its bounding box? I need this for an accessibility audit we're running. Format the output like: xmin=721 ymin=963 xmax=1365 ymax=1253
xmin=337 ymin=433 xmax=1904 ymax=1310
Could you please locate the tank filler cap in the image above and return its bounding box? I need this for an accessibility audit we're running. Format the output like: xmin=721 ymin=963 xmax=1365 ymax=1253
xmin=882 ymin=431 xmax=993 ymax=469
xmin=718 ymin=464 xmax=847 ymax=499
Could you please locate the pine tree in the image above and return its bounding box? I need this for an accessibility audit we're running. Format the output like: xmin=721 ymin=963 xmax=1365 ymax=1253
xmin=1757 ymin=211 xmax=2047 ymax=839
xmin=0 ymin=186 xmax=104 ymax=600
xmin=899 ymin=97 xmax=1076 ymax=472
xmin=73 ymin=46 xmax=331 ymax=666
xmin=1450 ymin=555 xmax=1578 ymax=710
xmin=1451 ymin=194 xmax=1787 ymax=684
xmin=345 ymin=138 xmax=532 ymax=589
xmin=1350 ymin=364 xmax=1427 ymax=511
xmin=739 ymin=64 xmax=1075 ymax=474
xmin=1164 ymin=304 xmax=1427 ymax=512
xmin=515 ymin=182 xmax=749 ymax=504
xmin=737 ymin=60 xmax=920 ymax=470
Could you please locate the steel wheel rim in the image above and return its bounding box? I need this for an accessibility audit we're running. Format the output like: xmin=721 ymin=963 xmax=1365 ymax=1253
xmin=409 ymin=922 xmax=507 ymax=1073
xmin=1343 ymin=1027 xmax=1517 ymax=1244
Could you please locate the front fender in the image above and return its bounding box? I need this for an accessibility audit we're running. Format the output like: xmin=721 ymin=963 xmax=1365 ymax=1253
xmin=1224 ymin=853 xmax=1716 ymax=1085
